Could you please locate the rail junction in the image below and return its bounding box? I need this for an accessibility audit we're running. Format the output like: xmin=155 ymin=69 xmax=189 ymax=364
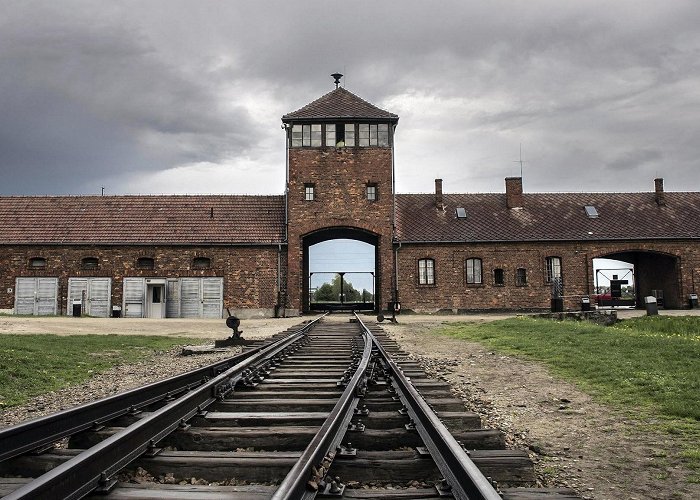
xmin=0 ymin=314 xmax=578 ymax=499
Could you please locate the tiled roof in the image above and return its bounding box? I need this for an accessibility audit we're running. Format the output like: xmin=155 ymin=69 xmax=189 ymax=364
xmin=395 ymin=192 xmax=700 ymax=242
xmin=0 ymin=195 xmax=285 ymax=245
xmin=282 ymin=87 xmax=398 ymax=122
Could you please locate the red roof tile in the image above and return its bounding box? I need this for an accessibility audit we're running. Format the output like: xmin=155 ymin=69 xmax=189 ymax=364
xmin=0 ymin=195 xmax=285 ymax=245
xmin=395 ymin=192 xmax=700 ymax=242
xmin=282 ymin=87 xmax=398 ymax=122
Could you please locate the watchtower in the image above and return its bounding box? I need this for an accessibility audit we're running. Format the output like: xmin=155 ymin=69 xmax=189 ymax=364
xmin=282 ymin=75 xmax=399 ymax=312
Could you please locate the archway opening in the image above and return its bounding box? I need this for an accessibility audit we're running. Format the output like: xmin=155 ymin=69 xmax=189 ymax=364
xmin=302 ymin=228 xmax=378 ymax=313
xmin=593 ymin=251 xmax=680 ymax=308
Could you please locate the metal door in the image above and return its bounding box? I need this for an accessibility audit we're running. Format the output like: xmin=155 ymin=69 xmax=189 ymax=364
xmin=179 ymin=278 xmax=201 ymax=318
xmin=166 ymin=279 xmax=180 ymax=318
xmin=14 ymin=277 xmax=58 ymax=315
xmin=201 ymin=278 xmax=223 ymax=318
xmin=123 ymin=278 xmax=145 ymax=318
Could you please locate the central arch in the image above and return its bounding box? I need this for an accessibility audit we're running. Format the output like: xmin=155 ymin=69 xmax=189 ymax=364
xmin=302 ymin=227 xmax=380 ymax=313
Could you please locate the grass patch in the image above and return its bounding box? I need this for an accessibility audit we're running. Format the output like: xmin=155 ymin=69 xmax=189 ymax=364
xmin=0 ymin=334 xmax=199 ymax=408
xmin=438 ymin=315 xmax=700 ymax=477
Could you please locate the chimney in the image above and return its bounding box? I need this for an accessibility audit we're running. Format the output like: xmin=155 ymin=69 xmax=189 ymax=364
xmin=654 ymin=177 xmax=666 ymax=206
xmin=435 ymin=179 xmax=445 ymax=210
xmin=505 ymin=177 xmax=523 ymax=209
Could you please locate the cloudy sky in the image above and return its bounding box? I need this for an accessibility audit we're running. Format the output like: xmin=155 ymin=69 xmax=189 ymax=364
xmin=2 ymin=0 xmax=699 ymax=196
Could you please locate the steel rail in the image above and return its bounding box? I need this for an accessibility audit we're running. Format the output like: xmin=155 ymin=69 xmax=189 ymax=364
xmin=272 ymin=320 xmax=373 ymax=500
xmin=0 ymin=346 xmax=255 ymax=462
xmin=355 ymin=313 xmax=501 ymax=500
xmin=4 ymin=314 xmax=326 ymax=500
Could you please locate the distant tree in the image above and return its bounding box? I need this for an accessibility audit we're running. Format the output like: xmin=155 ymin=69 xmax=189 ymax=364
xmin=314 ymin=283 xmax=335 ymax=301
xmin=312 ymin=274 xmax=368 ymax=302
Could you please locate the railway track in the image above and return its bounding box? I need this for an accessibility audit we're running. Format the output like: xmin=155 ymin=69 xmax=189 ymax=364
xmin=0 ymin=314 xmax=579 ymax=499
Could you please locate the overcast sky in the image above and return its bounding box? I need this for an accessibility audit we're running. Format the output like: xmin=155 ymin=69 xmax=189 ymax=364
xmin=2 ymin=1 xmax=699 ymax=196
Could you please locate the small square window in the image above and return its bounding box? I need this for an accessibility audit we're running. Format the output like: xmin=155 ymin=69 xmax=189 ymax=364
xmin=584 ymin=205 xmax=599 ymax=218
xmin=456 ymin=207 xmax=467 ymax=218
xmin=30 ymin=257 xmax=46 ymax=268
xmin=305 ymin=184 xmax=315 ymax=201
xmin=366 ymin=184 xmax=377 ymax=201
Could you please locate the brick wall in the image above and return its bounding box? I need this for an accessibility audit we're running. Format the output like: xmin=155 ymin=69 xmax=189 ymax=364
xmin=0 ymin=245 xmax=284 ymax=314
xmin=396 ymin=240 xmax=700 ymax=312
xmin=286 ymin=147 xmax=395 ymax=312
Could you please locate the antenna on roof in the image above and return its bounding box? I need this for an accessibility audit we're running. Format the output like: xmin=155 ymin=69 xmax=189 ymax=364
xmin=513 ymin=143 xmax=526 ymax=179
xmin=331 ymin=73 xmax=343 ymax=88
xmin=101 ymin=186 xmax=105 ymax=196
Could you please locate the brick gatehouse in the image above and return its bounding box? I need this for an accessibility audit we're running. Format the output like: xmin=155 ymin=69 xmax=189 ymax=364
xmin=1 ymin=82 xmax=699 ymax=318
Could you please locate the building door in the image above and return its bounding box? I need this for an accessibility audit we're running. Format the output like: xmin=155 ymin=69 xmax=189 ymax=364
xmin=14 ymin=277 xmax=58 ymax=315
xmin=166 ymin=279 xmax=180 ymax=318
xmin=147 ymin=283 xmax=166 ymax=318
xmin=179 ymin=277 xmax=223 ymax=318
xmin=123 ymin=277 xmax=145 ymax=318
xmin=67 ymin=278 xmax=111 ymax=317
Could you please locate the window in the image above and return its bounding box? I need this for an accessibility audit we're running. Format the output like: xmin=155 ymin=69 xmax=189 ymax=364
xmin=193 ymin=257 xmax=211 ymax=269
xmin=137 ymin=257 xmax=155 ymax=269
xmin=493 ymin=268 xmax=505 ymax=286
xmin=291 ymin=124 xmax=321 ymax=147
xmin=418 ymin=258 xmax=435 ymax=285
xmin=304 ymin=183 xmax=315 ymax=201
xmin=545 ymin=256 xmax=562 ymax=283
xmin=456 ymin=207 xmax=467 ymax=219
xmin=82 ymin=257 xmax=99 ymax=270
xmin=325 ymin=124 xmax=336 ymax=146
xmin=516 ymin=268 xmax=528 ymax=286
xmin=29 ymin=257 xmax=46 ymax=268
xmin=358 ymin=123 xmax=390 ymax=147
xmin=584 ymin=205 xmax=599 ymax=218
xmin=366 ymin=184 xmax=377 ymax=201
xmin=466 ymin=258 xmax=482 ymax=284
xmin=344 ymin=124 xmax=355 ymax=147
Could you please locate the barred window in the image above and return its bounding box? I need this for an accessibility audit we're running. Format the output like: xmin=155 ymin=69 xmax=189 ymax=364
xmin=493 ymin=268 xmax=505 ymax=286
xmin=466 ymin=258 xmax=482 ymax=284
xmin=193 ymin=257 xmax=211 ymax=269
xmin=137 ymin=257 xmax=155 ymax=269
xmin=545 ymin=256 xmax=562 ymax=283
xmin=29 ymin=257 xmax=46 ymax=268
xmin=82 ymin=257 xmax=99 ymax=270
xmin=418 ymin=258 xmax=435 ymax=285
xmin=516 ymin=268 xmax=528 ymax=286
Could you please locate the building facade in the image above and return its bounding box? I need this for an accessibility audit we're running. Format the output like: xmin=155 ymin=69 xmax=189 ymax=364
xmin=1 ymin=84 xmax=699 ymax=317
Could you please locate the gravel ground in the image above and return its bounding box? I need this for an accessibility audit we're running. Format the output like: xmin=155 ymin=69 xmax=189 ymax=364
xmin=2 ymin=311 xmax=698 ymax=499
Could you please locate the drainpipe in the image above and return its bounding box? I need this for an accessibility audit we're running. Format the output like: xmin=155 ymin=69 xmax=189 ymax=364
xmin=391 ymin=124 xmax=398 ymax=306
xmin=394 ymin=242 xmax=402 ymax=305
xmin=283 ymin=123 xmax=290 ymax=242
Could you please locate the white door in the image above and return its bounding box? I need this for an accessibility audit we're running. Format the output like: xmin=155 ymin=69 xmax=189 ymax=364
xmin=202 ymin=278 xmax=224 ymax=318
xmin=123 ymin=278 xmax=146 ymax=318
xmin=147 ymin=284 xmax=165 ymax=318
xmin=178 ymin=277 xmax=224 ymax=318
xmin=14 ymin=278 xmax=58 ymax=315
xmin=88 ymin=278 xmax=111 ymax=317
xmin=179 ymin=278 xmax=201 ymax=318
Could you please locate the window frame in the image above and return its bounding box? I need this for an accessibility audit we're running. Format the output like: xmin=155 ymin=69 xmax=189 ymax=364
xmin=516 ymin=268 xmax=528 ymax=286
xmin=136 ymin=257 xmax=155 ymax=270
xmin=545 ymin=256 xmax=562 ymax=284
xmin=366 ymin=183 xmax=378 ymax=201
xmin=465 ymin=258 xmax=483 ymax=285
xmin=192 ymin=257 xmax=211 ymax=270
xmin=418 ymin=258 xmax=435 ymax=286
xmin=81 ymin=257 xmax=99 ymax=270
xmin=493 ymin=268 xmax=505 ymax=286
xmin=29 ymin=257 xmax=47 ymax=269
xmin=304 ymin=183 xmax=315 ymax=201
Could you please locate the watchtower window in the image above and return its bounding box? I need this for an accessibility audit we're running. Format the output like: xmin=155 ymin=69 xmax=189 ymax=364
xmin=325 ymin=124 xmax=336 ymax=146
xmin=358 ymin=123 xmax=389 ymax=147
xmin=344 ymin=124 xmax=355 ymax=147
xmin=291 ymin=124 xmax=322 ymax=147
xmin=366 ymin=184 xmax=377 ymax=201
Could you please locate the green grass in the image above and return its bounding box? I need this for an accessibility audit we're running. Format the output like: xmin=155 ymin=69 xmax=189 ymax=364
xmin=0 ymin=334 xmax=199 ymax=408
xmin=438 ymin=315 xmax=700 ymax=477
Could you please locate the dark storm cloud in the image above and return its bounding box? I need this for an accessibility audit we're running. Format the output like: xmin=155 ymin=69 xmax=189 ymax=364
xmin=1 ymin=1 xmax=700 ymax=194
